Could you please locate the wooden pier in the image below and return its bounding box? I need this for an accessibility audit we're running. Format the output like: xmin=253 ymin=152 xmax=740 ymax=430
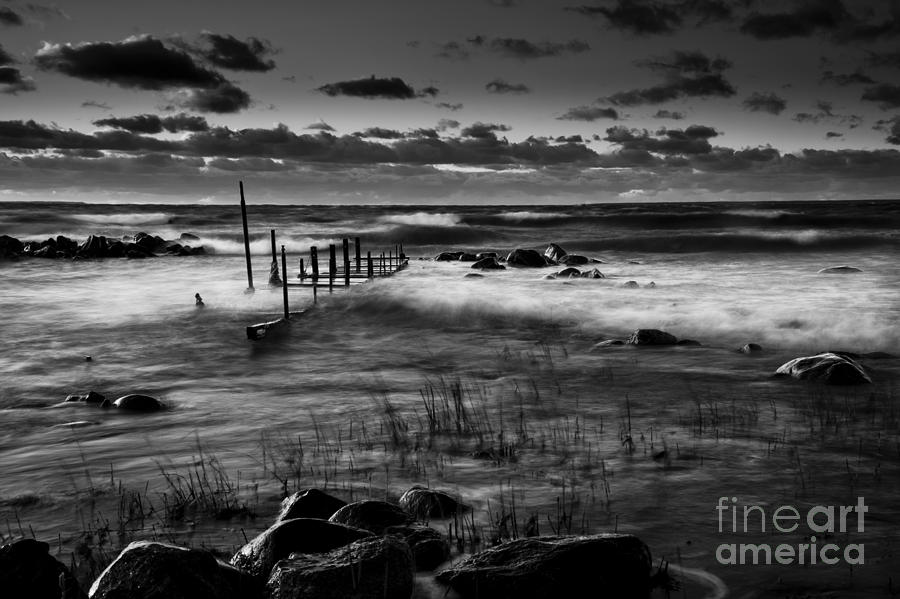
xmin=239 ymin=181 xmax=408 ymax=339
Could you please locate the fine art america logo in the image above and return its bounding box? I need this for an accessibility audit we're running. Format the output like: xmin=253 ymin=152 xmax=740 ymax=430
xmin=716 ymin=497 xmax=867 ymax=565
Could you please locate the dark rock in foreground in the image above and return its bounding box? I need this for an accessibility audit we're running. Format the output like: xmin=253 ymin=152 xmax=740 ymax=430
xmin=544 ymin=243 xmax=567 ymax=263
xmin=626 ymin=329 xmax=678 ymax=346
xmin=265 ymin=536 xmax=414 ymax=599
xmin=113 ymin=394 xmax=164 ymax=412
xmin=0 ymin=538 xmax=87 ymax=599
xmin=384 ymin=524 xmax=450 ymax=571
xmin=398 ymin=485 xmax=468 ymax=519
xmin=90 ymin=541 xmax=257 ymax=599
xmin=328 ymin=500 xmax=414 ymax=534
xmin=277 ymin=488 xmax=347 ymax=523
xmin=506 ymin=248 xmax=549 ymax=268
xmin=231 ymin=518 xmax=371 ymax=580
xmin=818 ymin=265 xmax=862 ymax=274
xmin=1 ymin=232 xmax=206 ymax=260
xmin=775 ymin=352 xmax=872 ymax=385
xmin=435 ymin=534 xmax=652 ymax=599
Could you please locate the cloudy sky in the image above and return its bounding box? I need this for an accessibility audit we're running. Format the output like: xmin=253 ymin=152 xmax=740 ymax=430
xmin=2 ymin=0 xmax=900 ymax=204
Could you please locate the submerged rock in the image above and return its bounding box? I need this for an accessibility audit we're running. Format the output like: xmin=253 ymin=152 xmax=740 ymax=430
xmin=65 ymin=390 xmax=105 ymax=404
xmin=544 ymin=243 xmax=567 ymax=264
xmin=0 ymin=234 xmax=24 ymax=259
xmin=277 ymin=489 xmax=347 ymax=522
xmin=581 ymin=268 xmax=605 ymax=279
xmin=231 ymin=518 xmax=371 ymax=580
xmin=775 ymin=352 xmax=871 ymax=385
xmin=457 ymin=252 xmax=478 ymax=261
xmin=739 ymin=343 xmax=763 ymax=354
xmin=434 ymin=251 xmax=464 ymax=261
xmin=265 ymin=536 xmax=414 ymax=599
xmin=0 ymin=538 xmax=87 ymax=599
xmin=560 ymin=254 xmax=590 ymax=266
xmin=506 ymin=248 xmax=548 ymax=268
xmin=592 ymin=339 xmax=625 ymax=349
xmin=676 ymin=339 xmax=701 ymax=347
xmin=622 ymin=280 xmax=640 ymax=288
xmin=818 ymin=265 xmax=862 ymax=274
xmin=90 ymin=541 xmax=256 ymax=599
xmin=471 ymin=257 xmax=505 ymax=270
xmin=113 ymin=394 xmax=164 ymax=411
xmin=626 ymin=329 xmax=678 ymax=346
xmin=328 ymin=500 xmax=414 ymax=534
xmin=556 ymin=267 xmax=581 ymax=278
xmin=464 ymin=272 xmax=484 ymax=278
xmin=435 ymin=534 xmax=652 ymax=599
xmin=475 ymin=252 xmax=498 ymax=260
xmin=398 ymin=485 xmax=468 ymax=519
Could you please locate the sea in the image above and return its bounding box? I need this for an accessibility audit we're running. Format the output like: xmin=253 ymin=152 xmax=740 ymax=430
xmin=1 ymin=199 xmax=899 ymax=597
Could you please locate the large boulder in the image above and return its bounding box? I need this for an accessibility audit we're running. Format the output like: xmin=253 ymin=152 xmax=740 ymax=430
xmin=277 ymin=489 xmax=347 ymax=522
xmin=625 ymin=329 xmax=678 ymax=346
xmin=398 ymin=486 xmax=468 ymax=520
xmin=818 ymin=265 xmax=862 ymax=274
xmin=328 ymin=500 xmax=413 ymax=534
xmin=506 ymin=249 xmax=548 ymax=268
xmin=561 ymin=254 xmax=590 ymax=266
xmin=475 ymin=252 xmax=498 ymax=260
xmin=471 ymin=257 xmax=505 ymax=270
xmin=435 ymin=534 xmax=652 ymax=599
xmin=555 ymin=267 xmax=581 ymax=278
xmin=384 ymin=525 xmax=450 ymax=571
xmin=231 ymin=518 xmax=371 ymax=580
xmin=112 ymin=394 xmax=164 ymax=411
xmin=134 ymin=232 xmax=167 ymax=252
xmin=775 ymin=352 xmax=871 ymax=385
xmin=89 ymin=541 xmax=257 ymax=599
xmin=264 ymin=536 xmax=414 ymax=599
xmin=77 ymin=235 xmax=108 ymax=258
xmin=581 ymin=268 xmax=605 ymax=279
xmin=0 ymin=235 xmax=24 ymax=258
xmin=434 ymin=251 xmax=464 ymax=262
xmin=739 ymin=343 xmax=763 ymax=354
xmin=0 ymin=538 xmax=87 ymax=599
xmin=544 ymin=243 xmax=567 ymax=264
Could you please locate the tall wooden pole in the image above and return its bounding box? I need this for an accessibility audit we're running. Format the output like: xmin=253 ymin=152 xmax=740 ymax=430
xmin=281 ymin=245 xmax=289 ymax=319
xmin=239 ymin=181 xmax=253 ymax=290
xmin=355 ymin=237 xmax=361 ymax=273
xmin=342 ymin=238 xmax=350 ymax=287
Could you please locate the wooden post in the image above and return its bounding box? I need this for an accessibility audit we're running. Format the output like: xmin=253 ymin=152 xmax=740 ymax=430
xmin=239 ymin=181 xmax=254 ymax=290
xmin=389 ymin=250 xmax=393 ymax=272
xmin=355 ymin=237 xmax=361 ymax=273
xmin=281 ymin=245 xmax=289 ymax=319
xmin=268 ymin=229 xmax=281 ymax=286
xmin=367 ymin=251 xmax=373 ymax=279
xmin=329 ymin=243 xmax=336 ymax=293
xmin=342 ymin=238 xmax=350 ymax=287
xmin=381 ymin=251 xmax=385 ymax=275
xmin=299 ymin=258 xmax=305 ymax=280
xmin=399 ymin=242 xmax=404 ymax=258
xmin=310 ymin=246 xmax=319 ymax=282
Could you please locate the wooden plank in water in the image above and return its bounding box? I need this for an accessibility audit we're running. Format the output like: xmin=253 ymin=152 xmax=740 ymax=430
xmin=246 ymin=317 xmax=288 ymax=340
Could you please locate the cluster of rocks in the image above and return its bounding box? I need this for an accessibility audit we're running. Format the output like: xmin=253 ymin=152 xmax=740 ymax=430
xmin=63 ymin=391 xmax=164 ymax=412
xmin=593 ymin=328 xmax=701 ymax=349
xmin=1 ymin=486 xmax=656 ymax=599
xmin=436 ymin=243 xmax=601 ymax=272
xmin=0 ymin=232 xmax=207 ymax=260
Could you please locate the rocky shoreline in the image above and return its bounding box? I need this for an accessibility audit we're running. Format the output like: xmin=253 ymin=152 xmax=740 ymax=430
xmin=0 ymin=232 xmax=208 ymax=260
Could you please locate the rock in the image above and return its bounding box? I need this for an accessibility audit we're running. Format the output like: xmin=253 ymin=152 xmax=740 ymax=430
xmin=457 ymin=253 xmax=478 ymax=261
xmin=0 ymin=234 xmax=24 ymax=258
xmin=775 ymin=352 xmax=872 ymax=385
xmin=861 ymin=351 xmax=898 ymax=359
xmin=560 ymin=254 xmax=589 ymax=266
xmin=581 ymin=268 xmax=605 ymax=279
xmin=90 ymin=541 xmax=257 ymax=599
xmin=471 ymin=257 xmax=505 ymax=270
xmin=739 ymin=343 xmax=763 ymax=354
xmin=165 ymin=243 xmax=185 ymax=255
xmin=676 ymin=339 xmax=701 ymax=346
xmin=464 ymin=273 xmax=484 ymax=278
xmin=265 ymin=536 xmax=414 ymax=599
xmin=64 ymin=390 xmax=105 ymax=404
xmin=112 ymin=394 xmax=164 ymax=411
xmin=180 ymin=233 xmax=201 ymax=241
xmin=328 ymin=500 xmax=414 ymax=534
xmin=77 ymin=235 xmax=108 ymax=258
xmin=277 ymin=489 xmax=346 ymax=522
xmin=475 ymin=252 xmax=498 ymax=260
xmin=818 ymin=265 xmax=862 ymax=274
xmin=541 ymin=274 xmax=557 ymax=280
xmin=645 ymin=281 xmax=656 ymax=288
xmin=592 ymin=340 xmax=624 ymax=349
xmin=398 ymin=486 xmax=468 ymax=520
xmin=435 ymin=534 xmax=652 ymax=599
xmin=231 ymin=518 xmax=371 ymax=580
xmin=105 ymin=240 xmax=126 ymax=258
xmin=622 ymin=280 xmax=640 ymax=288
xmin=434 ymin=252 xmax=464 ymax=261
xmin=32 ymin=245 xmax=57 ymax=259
xmin=384 ymin=525 xmax=450 ymax=571
xmin=626 ymin=329 xmax=678 ymax=346
xmin=544 ymin=243 xmax=567 ymax=264
xmin=0 ymin=538 xmax=87 ymax=599
xmin=506 ymin=249 xmax=548 ymax=268
xmin=555 ymin=267 xmax=581 ymax=278
xmin=134 ymin=232 xmax=166 ymax=252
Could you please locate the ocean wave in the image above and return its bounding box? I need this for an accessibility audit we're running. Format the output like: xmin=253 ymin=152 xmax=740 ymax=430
xmin=70 ymin=212 xmax=175 ymax=227
xmin=378 ymin=212 xmax=461 ymax=227
xmin=565 ymin=231 xmax=897 ymax=253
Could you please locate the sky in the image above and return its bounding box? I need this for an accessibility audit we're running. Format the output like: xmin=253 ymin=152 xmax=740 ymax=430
xmin=2 ymin=0 xmax=900 ymax=204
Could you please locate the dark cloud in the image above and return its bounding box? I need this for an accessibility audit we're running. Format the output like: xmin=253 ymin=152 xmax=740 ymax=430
xmin=826 ymin=131 xmax=843 ymax=138
xmin=742 ymin=91 xmax=787 ymax=115
xmin=81 ymin=100 xmax=111 ymax=110
xmin=821 ymin=70 xmax=875 ymax=86
xmin=485 ymin=79 xmax=530 ymax=94
xmin=306 ymin=121 xmax=336 ymax=132
xmin=189 ymin=33 xmax=276 ymax=71
xmin=317 ymin=76 xmax=416 ymax=99
xmin=0 ymin=119 xmax=176 ymax=152
xmin=461 ymin=122 xmax=512 ymax=139
xmin=35 ymin=36 xmax=226 ymax=90
xmin=0 ymin=67 xmax=36 ymax=94
xmin=556 ymin=134 xmax=584 ymax=143
xmin=410 ymin=128 xmax=439 ymax=139
xmin=418 ymin=85 xmax=440 ymax=97
xmin=793 ymin=101 xmax=862 ymax=128
xmin=0 ymin=44 xmax=14 ymax=66
xmin=653 ymin=109 xmax=684 ymax=119
xmin=604 ymin=124 xmax=718 ymax=155
xmin=93 ymin=113 xmax=209 ymax=134
xmin=556 ymin=105 xmax=619 ymax=121
xmin=177 ymin=82 xmax=251 ymax=113
xmin=437 ymin=118 xmax=460 ymax=131
xmin=436 ymin=102 xmax=463 ymax=111
xmin=0 ymin=7 xmax=24 ymax=26
xmin=740 ymin=0 xmax=848 ymax=39
xmin=862 ymin=83 xmax=900 ymax=109
xmin=566 ymin=1 xmax=681 ymax=34
xmin=606 ymin=50 xmax=735 ymax=106
xmin=487 ymin=37 xmax=590 ymax=59
xmin=435 ymin=41 xmax=470 ymax=60
xmin=355 ymin=127 xmax=404 ymax=139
